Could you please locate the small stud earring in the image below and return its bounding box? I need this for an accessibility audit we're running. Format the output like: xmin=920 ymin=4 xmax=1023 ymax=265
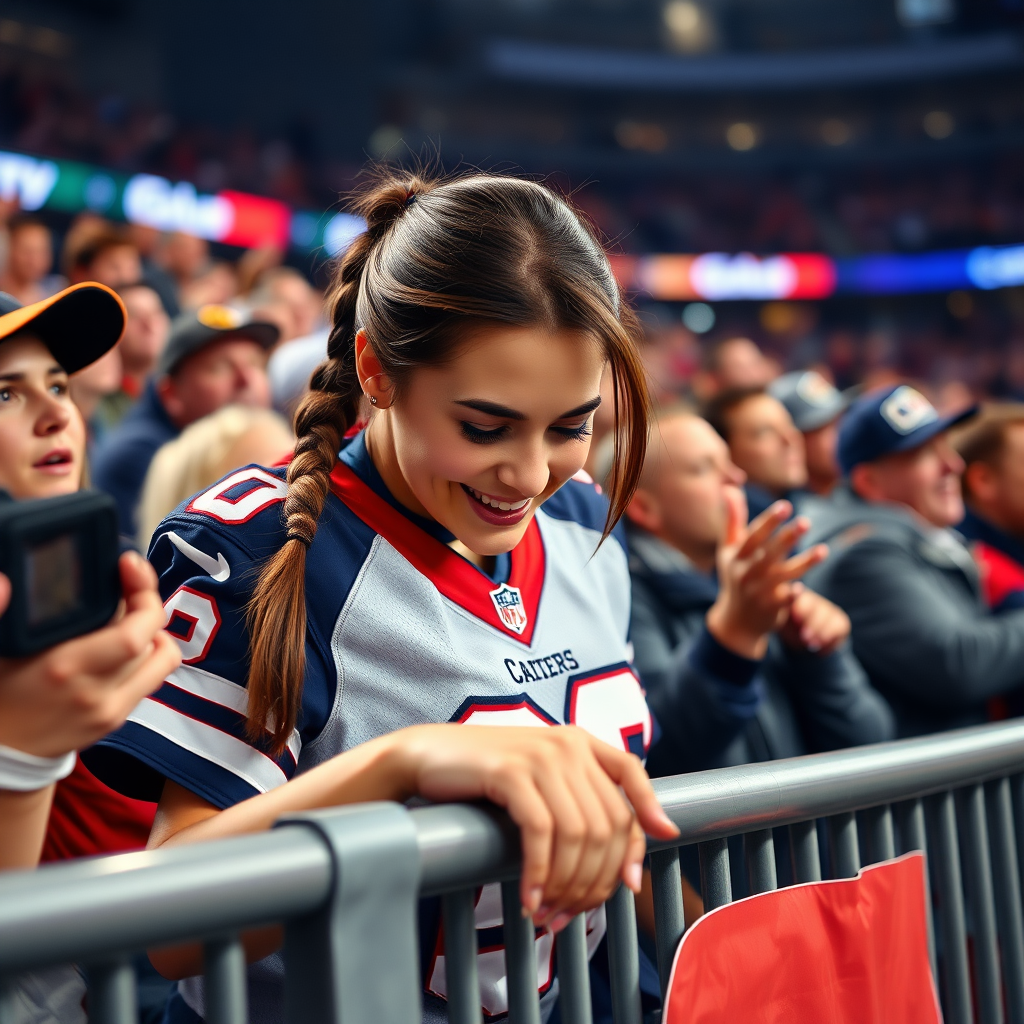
xmin=368 ymin=395 xmax=378 ymax=406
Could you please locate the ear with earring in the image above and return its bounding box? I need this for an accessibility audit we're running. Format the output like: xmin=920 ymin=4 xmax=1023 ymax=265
xmin=363 ymin=374 xmax=382 ymax=407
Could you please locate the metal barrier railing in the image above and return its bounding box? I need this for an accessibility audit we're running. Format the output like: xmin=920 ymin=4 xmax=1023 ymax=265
xmin=2 ymin=719 xmax=1024 ymax=1024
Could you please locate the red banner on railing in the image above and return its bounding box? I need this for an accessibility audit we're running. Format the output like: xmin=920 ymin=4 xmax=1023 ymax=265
xmin=664 ymin=853 xmax=940 ymax=1024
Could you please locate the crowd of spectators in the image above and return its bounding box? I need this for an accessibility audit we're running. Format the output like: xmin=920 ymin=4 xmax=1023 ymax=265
xmin=4 ymin=63 xmax=1024 ymax=256
xmin=5 ymin=164 xmax=1024 ymax=1020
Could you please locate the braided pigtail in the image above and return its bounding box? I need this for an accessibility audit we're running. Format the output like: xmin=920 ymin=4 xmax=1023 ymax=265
xmin=245 ymin=177 xmax=428 ymax=751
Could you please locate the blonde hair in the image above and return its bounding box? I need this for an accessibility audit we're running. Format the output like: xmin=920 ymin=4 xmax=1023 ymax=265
xmin=137 ymin=405 xmax=293 ymax=549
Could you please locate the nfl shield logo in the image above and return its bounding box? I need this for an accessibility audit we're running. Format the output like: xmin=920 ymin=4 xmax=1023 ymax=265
xmin=489 ymin=583 xmax=528 ymax=635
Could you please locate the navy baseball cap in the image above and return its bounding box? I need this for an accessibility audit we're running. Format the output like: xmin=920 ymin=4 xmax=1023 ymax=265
xmin=768 ymin=370 xmax=850 ymax=433
xmin=838 ymin=384 xmax=976 ymax=474
xmin=159 ymin=304 xmax=279 ymax=377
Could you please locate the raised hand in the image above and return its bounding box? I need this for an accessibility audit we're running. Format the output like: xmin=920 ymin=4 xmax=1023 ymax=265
xmin=705 ymin=486 xmax=828 ymax=659
xmin=779 ymin=583 xmax=851 ymax=655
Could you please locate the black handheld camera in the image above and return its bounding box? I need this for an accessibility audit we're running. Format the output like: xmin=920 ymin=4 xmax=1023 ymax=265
xmin=0 ymin=489 xmax=122 ymax=657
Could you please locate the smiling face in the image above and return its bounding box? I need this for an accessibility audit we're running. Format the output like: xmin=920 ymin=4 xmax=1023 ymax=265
xmin=360 ymin=323 xmax=606 ymax=558
xmin=0 ymin=334 xmax=86 ymax=499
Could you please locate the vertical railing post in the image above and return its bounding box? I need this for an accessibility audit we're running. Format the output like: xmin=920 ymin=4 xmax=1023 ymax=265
xmin=928 ymin=791 xmax=973 ymax=1024
xmin=827 ymin=813 xmax=860 ymax=878
xmin=500 ymin=880 xmax=542 ymax=1024
xmin=743 ymin=830 xmax=778 ymax=894
xmin=204 ymin=936 xmax=248 ymax=1024
xmin=698 ymin=839 xmax=732 ymax=911
xmin=555 ymin=914 xmax=592 ymax=1024
xmin=87 ymin=958 xmax=137 ymax=1024
xmin=442 ymin=889 xmax=483 ymax=1024
xmin=896 ymin=798 xmax=937 ymax=980
xmin=987 ymin=778 xmax=1024 ymax=1024
xmin=605 ymin=884 xmax=642 ymax=1024
xmin=649 ymin=847 xmax=685 ymax=996
xmin=959 ymin=785 xmax=1004 ymax=1024
xmin=278 ymin=803 xmax=422 ymax=1024
xmin=788 ymin=820 xmax=822 ymax=882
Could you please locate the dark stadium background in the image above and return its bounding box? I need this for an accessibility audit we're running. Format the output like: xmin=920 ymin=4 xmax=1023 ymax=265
xmin=3 ymin=0 xmax=1024 ymax=405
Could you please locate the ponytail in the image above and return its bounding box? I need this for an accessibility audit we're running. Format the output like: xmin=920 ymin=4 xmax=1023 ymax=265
xmin=246 ymin=178 xmax=430 ymax=750
xmin=245 ymin=170 xmax=647 ymax=752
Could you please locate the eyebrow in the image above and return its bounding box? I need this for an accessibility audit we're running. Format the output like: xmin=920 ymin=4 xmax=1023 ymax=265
xmin=455 ymin=396 xmax=603 ymax=421
xmin=0 ymin=366 xmax=64 ymax=383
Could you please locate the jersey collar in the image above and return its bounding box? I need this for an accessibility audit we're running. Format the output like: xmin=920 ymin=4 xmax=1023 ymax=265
xmin=329 ymin=460 xmax=545 ymax=645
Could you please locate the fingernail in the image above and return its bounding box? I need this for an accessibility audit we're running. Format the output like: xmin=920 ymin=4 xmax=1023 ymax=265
xmin=549 ymin=912 xmax=574 ymax=935
xmin=658 ymin=808 xmax=679 ymax=832
xmin=625 ymin=861 xmax=643 ymax=892
xmin=523 ymin=888 xmax=544 ymax=917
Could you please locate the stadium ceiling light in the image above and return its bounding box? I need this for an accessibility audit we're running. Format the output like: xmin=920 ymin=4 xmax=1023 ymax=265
xmin=820 ymin=119 xmax=852 ymax=146
xmin=923 ymin=110 xmax=955 ymax=140
xmin=663 ymin=0 xmax=715 ymax=53
xmin=726 ymin=122 xmax=758 ymax=151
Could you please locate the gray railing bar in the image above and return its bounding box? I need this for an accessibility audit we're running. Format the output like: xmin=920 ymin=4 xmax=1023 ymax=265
xmin=987 ymin=778 xmax=1024 ymax=1024
xmin=960 ymin=785 xmax=1004 ymax=1024
xmin=649 ymin=847 xmax=685 ymax=995
xmin=650 ymin=720 xmax=1024 ymax=850
xmin=441 ymin=889 xmax=483 ymax=1024
xmin=929 ymin=791 xmax=973 ymax=1024
xmin=204 ymin=936 xmax=247 ymax=1024
xmin=827 ymin=813 xmax=860 ymax=878
xmin=605 ymin=884 xmax=642 ymax=1024
xmin=87 ymin=958 xmax=136 ymax=1024
xmin=500 ymin=880 xmax=541 ymax=1024
xmin=862 ymin=805 xmax=895 ymax=863
xmin=554 ymin=914 xmax=592 ymax=1024
xmin=698 ymin=839 xmax=732 ymax=910
xmin=280 ymin=803 xmax=422 ymax=1024
xmin=743 ymin=829 xmax=778 ymax=894
xmin=0 ymin=828 xmax=330 ymax=975
xmin=788 ymin=820 xmax=821 ymax=882
xmin=895 ymin=797 xmax=937 ymax=979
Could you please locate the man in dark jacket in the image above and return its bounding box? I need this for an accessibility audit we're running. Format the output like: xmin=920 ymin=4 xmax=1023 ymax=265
xmin=802 ymin=384 xmax=1024 ymax=737
xmin=92 ymin=305 xmax=278 ymax=539
xmin=626 ymin=410 xmax=894 ymax=777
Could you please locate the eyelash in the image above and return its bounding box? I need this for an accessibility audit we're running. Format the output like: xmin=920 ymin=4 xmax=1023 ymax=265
xmin=459 ymin=422 xmax=592 ymax=445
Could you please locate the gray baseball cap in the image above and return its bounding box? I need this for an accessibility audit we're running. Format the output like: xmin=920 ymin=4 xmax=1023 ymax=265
xmin=769 ymin=370 xmax=850 ymax=433
xmin=159 ymin=304 xmax=279 ymax=377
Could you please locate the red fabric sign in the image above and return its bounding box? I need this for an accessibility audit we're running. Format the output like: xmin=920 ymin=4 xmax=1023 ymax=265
xmin=664 ymin=853 xmax=941 ymax=1024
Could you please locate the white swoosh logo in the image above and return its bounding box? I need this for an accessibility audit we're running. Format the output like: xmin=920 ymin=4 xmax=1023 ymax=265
xmin=160 ymin=531 xmax=231 ymax=582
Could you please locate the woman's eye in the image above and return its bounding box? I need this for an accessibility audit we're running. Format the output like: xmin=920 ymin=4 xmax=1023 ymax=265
xmin=460 ymin=422 xmax=509 ymax=445
xmin=550 ymin=422 xmax=593 ymax=442
xmin=0 ymin=389 xmax=10 ymax=403
xmin=50 ymin=383 xmax=68 ymax=397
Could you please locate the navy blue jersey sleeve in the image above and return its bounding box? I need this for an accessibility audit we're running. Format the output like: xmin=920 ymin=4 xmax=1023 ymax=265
xmin=541 ymin=471 xmax=627 ymax=555
xmin=92 ymin=466 xmax=311 ymax=810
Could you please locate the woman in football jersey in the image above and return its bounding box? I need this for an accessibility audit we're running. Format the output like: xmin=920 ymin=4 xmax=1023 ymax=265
xmin=92 ymin=171 xmax=814 ymax=1019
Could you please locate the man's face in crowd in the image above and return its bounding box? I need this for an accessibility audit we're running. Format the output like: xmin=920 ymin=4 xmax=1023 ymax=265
xmin=725 ymin=394 xmax=808 ymax=497
xmin=714 ymin=338 xmax=773 ymax=390
xmin=7 ymin=225 xmax=52 ymax=284
xmin=803 ymin=418 xmax=841 ymax=493
xmin=87 ymin=244 xmax=142 ymax=289
xmin=120 ymin=286 xmax=170 ymax=375
xmin=158 ymin=336 xmax=271 ymax=428
xmin=627 ymin=414 xmax=746 ymax=567
xmin=853 ymin=434 xmax=965 ymax=528
xmin=964 ymin=422 xmax=1024 ymax=536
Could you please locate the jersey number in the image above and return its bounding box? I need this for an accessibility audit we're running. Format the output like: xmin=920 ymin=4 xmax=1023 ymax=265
xmin=186 ymin=468 xmax=288 ymax=525
xmin=163 ymin=586 xmax=221 ymax=663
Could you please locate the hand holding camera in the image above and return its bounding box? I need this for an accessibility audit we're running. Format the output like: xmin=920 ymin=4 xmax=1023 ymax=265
xmin=0 ymin=550 xmax=180 ymax=764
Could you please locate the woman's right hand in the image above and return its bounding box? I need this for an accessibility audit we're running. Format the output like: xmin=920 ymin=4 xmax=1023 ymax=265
xmin=0 ymin=552 xmax=181 ymax=759
xmin=383 ymin=724 xmax=679 ymax=931
xmin=705 ymin=487 xmax=828 ymax=660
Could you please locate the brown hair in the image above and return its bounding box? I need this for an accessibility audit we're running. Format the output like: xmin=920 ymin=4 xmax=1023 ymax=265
xmin=954 ymin=403 xmax=1024 ymax=500
xmin=245 ymin=170 xmax=651 ymax=752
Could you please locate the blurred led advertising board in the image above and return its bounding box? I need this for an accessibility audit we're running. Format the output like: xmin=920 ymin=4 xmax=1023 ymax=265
xmin=3 ymin=146 xmax=1024 ymax=295
xmin=0 ymin=148 xmax=363 ymax=257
